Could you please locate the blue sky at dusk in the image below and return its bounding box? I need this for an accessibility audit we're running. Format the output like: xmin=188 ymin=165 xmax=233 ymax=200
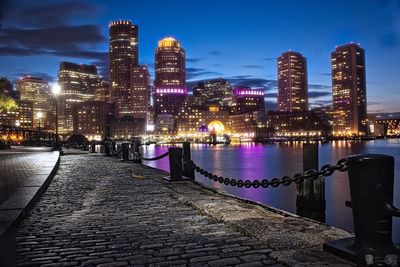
xmin=1 ymin=0 xmax=399 ymax=112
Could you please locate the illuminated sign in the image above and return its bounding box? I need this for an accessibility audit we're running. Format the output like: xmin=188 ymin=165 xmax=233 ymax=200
xmin=155 ymin=87 xmax=187 ymax=94
xmin=233 ymin=88 xmax=264 ymax=96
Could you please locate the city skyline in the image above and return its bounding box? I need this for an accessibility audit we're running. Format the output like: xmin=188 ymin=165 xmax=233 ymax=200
xmin=1 ymin=0 xmax=400 ymax=113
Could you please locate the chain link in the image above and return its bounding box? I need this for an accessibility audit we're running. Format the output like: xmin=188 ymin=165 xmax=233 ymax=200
xmin=189 ymin=158 xmax=348 ymax=189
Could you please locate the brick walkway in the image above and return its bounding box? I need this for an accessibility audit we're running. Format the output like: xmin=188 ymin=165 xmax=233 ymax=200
xmin=16 ymin=154 xmax=284 ymax=267
xmin=0 ymin=146 xmax=51 ymax=204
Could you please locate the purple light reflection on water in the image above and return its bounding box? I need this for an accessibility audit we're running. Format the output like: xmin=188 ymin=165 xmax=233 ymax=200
xmin=142 ymin=139 xmax=400 ymax=243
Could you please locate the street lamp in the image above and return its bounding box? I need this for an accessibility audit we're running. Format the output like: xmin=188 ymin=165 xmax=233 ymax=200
xmin=36 ymin=111 xmax=43 ymax=144
xmin=52 ymin=84 xmax=62 ymax=152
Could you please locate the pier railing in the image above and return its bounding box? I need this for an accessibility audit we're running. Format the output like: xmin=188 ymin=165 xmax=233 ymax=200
xmin=99 ymin=140 xmax=400 ymax=266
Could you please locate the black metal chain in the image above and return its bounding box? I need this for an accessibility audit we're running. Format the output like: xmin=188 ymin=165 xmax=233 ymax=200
xmin=189 ymin=158 xmax=348 ymax=189
xmin=132 ymin=151 xmax=170 ymax=161
xmin=111 ymin=147 xmax=122 ymax=156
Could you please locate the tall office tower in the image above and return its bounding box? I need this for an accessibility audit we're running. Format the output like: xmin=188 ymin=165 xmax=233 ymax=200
xmin=16 ymin=77 xmax=50 ymax=128
xmin=130 ymin=65 xmax=150 ymax=121
xmin=109 ymin=20 xmax=139 ymax=117
xmin=331 ymin=43 xmax=367 ymax=136
xmin=231 ymin=86 xmax=266 ymax=114
xmin=193 ymin=78 xmax=231 ymax=107
xmin=277 ymin=51 xmax=308 ymax=112
xmin=154 ymin=37 xmax=187 ymax=117
xmin=57 ymin=61 xmax=100 ymax=135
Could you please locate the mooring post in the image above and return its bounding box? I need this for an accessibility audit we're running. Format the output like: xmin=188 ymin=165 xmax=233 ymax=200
xmin=182 ymin=142 xmax=195 ymax=179
xmin=104 ymin=141 xmax=110 ymax=156
xmin=324 ymin=154 xmax=400 ymax=266
xmin=121 ymin=143 xmax=129 ymax=161
xmin=132 ymin=140 xmax=142 ymax=164
xmin=168 ymin=147 xmax=183 ymax=181
xmin=111 ymin=141 xmax=116 ymax=154
xmin=297 ymin=142 xmax=325 ymax=222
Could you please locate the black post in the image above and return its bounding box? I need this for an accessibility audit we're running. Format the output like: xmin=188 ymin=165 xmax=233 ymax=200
xmin=121 ymin=143 xmax=129 ymax=161
xmin=131 ymin=141 xmax=142 ymax=164
xmin=104 ymin=142 xmax=110 ymax=156
xmin=90 ymin=143 xmax=96 ymax=153
xmin=182 ymin=142 xmax=194 ymax=179
xmin=324 ymin=154 xmax=400 ymax=266
xmin=111 ymin=141 xmax=116 ymax=153
xmin=168 ymin=147 xmax=183 ymax=181
xmin=297 ymin=143 xmax=326 ymax=222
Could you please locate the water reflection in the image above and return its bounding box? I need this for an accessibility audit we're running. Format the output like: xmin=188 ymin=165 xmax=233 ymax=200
xmin=142 ymin=139 xmax=400 ymax=243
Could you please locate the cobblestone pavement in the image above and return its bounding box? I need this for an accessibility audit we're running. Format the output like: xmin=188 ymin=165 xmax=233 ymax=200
xmin=16 ymin=154 xmax=288 ymax=267
xmin=0 ymin=146 xmax=51 ymax=204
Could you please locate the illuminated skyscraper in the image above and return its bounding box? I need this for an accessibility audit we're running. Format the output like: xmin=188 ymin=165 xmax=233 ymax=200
xmin=109 ymin=20 xmax=138 ymax=117
xmin=154 ymin=37 xmax=187 ymax=118
xmin=232 ymin=86 xmax=266 ymax=114
xmin=331 ymin=43 xmax=367 ymax=136
xmin=16 ymin=76 xmax=50 ymax=128
xmin=277 ymin=51 xmax=308 ymax=111
xmin=57 ymin=61 xmax=100 ymax=135
xmin=193 ymin=78 xmax=231 ymax=107
xmin=130 ymin=65 xmax=150 ymax=120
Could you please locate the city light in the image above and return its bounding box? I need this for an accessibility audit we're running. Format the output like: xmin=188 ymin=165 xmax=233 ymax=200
xmin=52 ymin=83 xmax=61 ymax=95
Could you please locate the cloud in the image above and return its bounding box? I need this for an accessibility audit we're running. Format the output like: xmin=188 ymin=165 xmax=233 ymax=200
xmin=15 ymin=72 xmax=55 ymax=83
xmin=187 ymin=58 xmax=202 ymax=63
xmin=310 ymin=100 xmax=332 ymax=108
xmin=186 ymin=67 xmax=221 ymax=80
xmin=263 ymin=57 xmax=275 ymax=61
xmin=319 ymin=72 xmax=331 ymax=76
xmin=264 ymin=93 xmax=277 ymax=98
xmin=242 ymin=64 xmax=263 ymax=69
xmin=309 ymin=84 xmax=331 ymax=91
xmin=209 ymin=50 xmax=224 ymax=56
xmin=308 ymin=91 xmax=331 ymax=98
xmin=1 ymin=25 xmax=105 ymax=51
xmin=4 ymin=0 xmax=101 ymax=27
xmin=227 ymin=75 xmax=277 ymax=90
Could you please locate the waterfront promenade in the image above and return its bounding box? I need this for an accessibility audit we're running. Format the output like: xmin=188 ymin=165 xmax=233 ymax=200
xmin=0 ymin=146 xmax=53 ymax=205
xmin=14 ymin=152 xmax=352 ymax=266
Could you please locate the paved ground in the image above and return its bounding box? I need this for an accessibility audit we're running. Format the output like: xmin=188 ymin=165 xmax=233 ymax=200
xmin=0 ymin=146 xmax=52 ymax=205
xmin=16 ymin=153 xmax=352 ymax=267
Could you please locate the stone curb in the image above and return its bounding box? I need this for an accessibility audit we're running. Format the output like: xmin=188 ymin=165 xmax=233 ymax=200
xmin=0 ymin=151 xmax=60 ymax=267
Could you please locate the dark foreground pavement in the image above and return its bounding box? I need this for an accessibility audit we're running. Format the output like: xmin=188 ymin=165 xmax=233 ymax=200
xmin=16 ymin=153 xmax=352 ymax=267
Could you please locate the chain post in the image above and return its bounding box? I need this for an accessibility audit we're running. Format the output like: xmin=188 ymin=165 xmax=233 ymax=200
xmin=121 ymin=143 xmax=129 ymax=161
xmin=297 ymin=143 xmax=325 ymax=221
xmin=324 ymin=154 xmax=400 ymax=266
xmin=111 ymin=141 xmax=116 ymax=154
xmin=90 ymin=143 xmax=96 ymax=153
xmin=166 ymin=147 xmax=183 ymax=181
xmin=132 ymin=140 xmax=142 ymax=164
xmin=182 ymin=142 xmax=195 ymax=180
xmin=104 ymin=141 xmax=110 ymax=156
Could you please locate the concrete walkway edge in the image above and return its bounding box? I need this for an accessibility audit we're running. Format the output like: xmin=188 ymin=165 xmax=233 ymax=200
xmin=0 ymin=151 xmax=60 ymax=267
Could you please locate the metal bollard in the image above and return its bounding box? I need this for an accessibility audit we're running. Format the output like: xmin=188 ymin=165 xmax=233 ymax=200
xmin=90 ymin=143 xmax=96 ymax=153
xmin=324 ymin=154 xmax=400 ymax=266
xmin=167 ymin=147 xmax=183 ymax=181
xmin=121 ymin=143 xmax=129 ymax=161
xmin=182 ymin=142 xmax=195 ymax=179
xmin=104 ymin=142 xmax=110 ymax=156
xmin=111 ymin=141 xmax=116 ymax=154
xmin=131 ymin=140 xmax=142 ymax=164
xmin=297 ymin=143 xmax=325 ymax=222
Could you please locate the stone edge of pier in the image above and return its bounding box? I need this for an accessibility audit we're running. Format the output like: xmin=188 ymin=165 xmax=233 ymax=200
xmin=137 ymin=163 xmax=355 ymax=266
xmin=0 ymin=151 xmax=60 ymax=266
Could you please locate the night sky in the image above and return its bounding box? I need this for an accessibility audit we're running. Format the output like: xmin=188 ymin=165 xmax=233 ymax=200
xmin=1 ymin=0 xmax=399 ymax=112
